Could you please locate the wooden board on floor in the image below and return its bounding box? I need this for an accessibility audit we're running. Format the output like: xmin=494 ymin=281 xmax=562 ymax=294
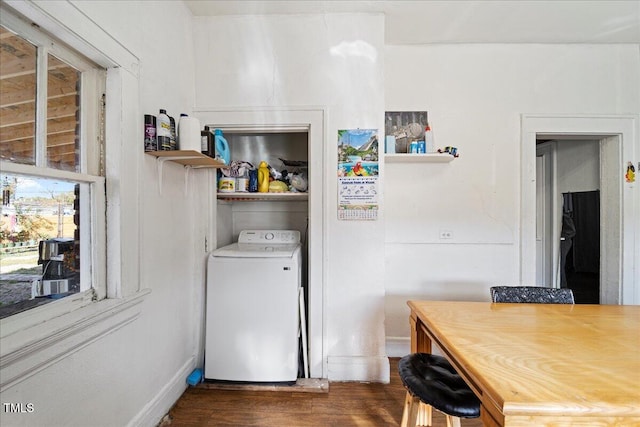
xmin=195 ymin=377 xmax=329 ymax=393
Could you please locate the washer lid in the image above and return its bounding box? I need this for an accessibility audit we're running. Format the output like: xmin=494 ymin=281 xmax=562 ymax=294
xmin=213 ymin=242 xmax=300 ymax=258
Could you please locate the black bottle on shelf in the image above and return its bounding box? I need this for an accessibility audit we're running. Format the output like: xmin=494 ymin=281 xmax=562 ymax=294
xmin=201 ymin=126 xmax=215 ymax=158
xmin=169 ymin=115 xmax=177 ymax=150
xmin=144 ymin=114 xmax=157 ymax=151
xmin=157 ymin=109 xmax=172 ymax=151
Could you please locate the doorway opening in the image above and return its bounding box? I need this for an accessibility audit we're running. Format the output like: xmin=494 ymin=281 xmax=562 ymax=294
xmin=521 ymin=115 xmax=637 ymax=305
xmin=536 ymin=138 xmax=602 ymax=303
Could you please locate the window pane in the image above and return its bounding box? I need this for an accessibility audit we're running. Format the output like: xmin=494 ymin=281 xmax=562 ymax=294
xmin=47 ymin=54 xmax=80 ymax=171
xmin=0 ymin=25 xmax=37 ymax=165
xmin=0 ymin=174 xmax=81 ymax=319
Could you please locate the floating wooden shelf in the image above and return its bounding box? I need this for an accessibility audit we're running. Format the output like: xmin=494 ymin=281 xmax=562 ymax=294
xmin=146 ymin=150 xmax=226 ymax=195
xmin=217 ymin=192 xmax=308 ymax=202
xmin=385 ymin=153 xmax=455 ymax=163
xmin=146 ymin=150 xmax=226 ymax=168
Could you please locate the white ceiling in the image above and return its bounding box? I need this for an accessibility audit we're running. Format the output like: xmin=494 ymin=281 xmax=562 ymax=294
xmin=184 ymin=0 xmax=640 ymax=44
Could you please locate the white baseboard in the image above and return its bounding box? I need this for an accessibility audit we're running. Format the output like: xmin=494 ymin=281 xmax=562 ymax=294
xmin=385 ymin=336 xmax=444 ymax=357
xmin=327 ymin=355 xmax=390 ymax=382
xmin=128 ymin=356 xmax=195 ymax=427
xmin=385 ymin=336 xmax=411 ymax=358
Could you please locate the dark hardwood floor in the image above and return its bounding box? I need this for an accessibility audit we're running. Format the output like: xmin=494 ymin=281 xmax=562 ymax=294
xmin=165 ymin=358 xmax=483 ymax=426
xmin=567 ymin=271 xmax=599 ymax=304
xmin=564 ymin=245 xmax=600 ymax=304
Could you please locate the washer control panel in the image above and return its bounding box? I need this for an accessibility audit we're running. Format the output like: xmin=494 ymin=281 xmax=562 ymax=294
xmin=238 ymin=230 xmax=300 ymax=244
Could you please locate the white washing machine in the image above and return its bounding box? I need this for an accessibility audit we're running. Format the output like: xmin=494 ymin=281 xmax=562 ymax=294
xmin=205 ymin=230 xmax=301 ymax=383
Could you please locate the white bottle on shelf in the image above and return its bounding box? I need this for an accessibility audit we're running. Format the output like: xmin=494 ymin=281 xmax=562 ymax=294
xmin=424 ymin=124 xmax=435 ymax=153
xmin=177 ymin=114 xmax=202 ymax=152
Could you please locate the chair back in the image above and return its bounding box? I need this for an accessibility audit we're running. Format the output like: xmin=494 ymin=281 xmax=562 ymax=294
xmin=490 ymin=286 xmax=575 ymax=304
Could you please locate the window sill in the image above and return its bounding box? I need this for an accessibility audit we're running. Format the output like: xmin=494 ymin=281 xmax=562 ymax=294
xmin=0 ymin=289 xmax=150 ymax=392
xmin=0 ymin=296 xmax=58 ymax=320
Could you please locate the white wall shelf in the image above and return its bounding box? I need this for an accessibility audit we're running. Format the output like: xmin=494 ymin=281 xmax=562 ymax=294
xmin=217 ymin=192 xmax=308 ymax=202
xmin=384 ymin=153 xmax=455 ymax=163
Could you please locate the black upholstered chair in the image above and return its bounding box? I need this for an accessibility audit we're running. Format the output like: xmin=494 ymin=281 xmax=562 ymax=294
xmin=398 ymin=353 xmax=480 ymax=427
xmin=490 ymin=286 xmax=575 ymax=304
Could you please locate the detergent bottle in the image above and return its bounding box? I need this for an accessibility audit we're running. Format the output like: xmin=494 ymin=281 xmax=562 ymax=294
xmin=258 ymin=161 xmax=270 ymax=193
xmin=214 ymin=129 xmax=230 ymax=165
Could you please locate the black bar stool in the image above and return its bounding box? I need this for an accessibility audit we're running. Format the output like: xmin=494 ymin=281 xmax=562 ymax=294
xmin=398 ymin=353 xmax=480 ymax=427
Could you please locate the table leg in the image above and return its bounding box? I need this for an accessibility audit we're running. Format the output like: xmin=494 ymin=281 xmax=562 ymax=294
xmin=410 ymin=310 xmax=434 ymax=425
xmin=410 ymin=311 xmax=432 ymax=353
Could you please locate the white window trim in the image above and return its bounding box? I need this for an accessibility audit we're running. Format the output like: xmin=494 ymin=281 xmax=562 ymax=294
xmin=0 ymin=162 xmax=106 ymax=297
xmin=0 ymin=0 xmax=144 ymax=391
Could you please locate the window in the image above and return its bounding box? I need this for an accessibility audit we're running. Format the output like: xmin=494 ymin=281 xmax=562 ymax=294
xmin=0 ymin=9 xmax=105 ymax=318
xmin=0 ymin=1 xmax=140 ymax=389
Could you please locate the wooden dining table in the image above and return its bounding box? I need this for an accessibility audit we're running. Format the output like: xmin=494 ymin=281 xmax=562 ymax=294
xmin=408 ymin=301 xmax=640 ymax=427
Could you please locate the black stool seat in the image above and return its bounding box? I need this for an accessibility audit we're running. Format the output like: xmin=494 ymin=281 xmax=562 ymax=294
xmin=398 ymin=353 xmax=480 ymax=419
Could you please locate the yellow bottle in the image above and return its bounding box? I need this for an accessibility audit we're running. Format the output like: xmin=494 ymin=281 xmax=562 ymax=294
xmin=258 ymin=161 xmax=270 ymax=193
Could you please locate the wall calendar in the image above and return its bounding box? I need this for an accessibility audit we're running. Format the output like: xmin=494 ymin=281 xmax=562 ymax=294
xmin=337 ymin=129 xmax=379 ymax=221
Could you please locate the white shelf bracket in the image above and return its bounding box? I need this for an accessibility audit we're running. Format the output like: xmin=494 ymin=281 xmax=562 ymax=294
xmin=155 ymin=154 xmax=204 ymax=195
xmin=184 ymin=165 xmax=192 ymax=194
xmin=156 ymin=156 xmax=167 ymax=195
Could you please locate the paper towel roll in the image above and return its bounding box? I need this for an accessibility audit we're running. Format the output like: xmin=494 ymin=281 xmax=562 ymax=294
xmin=177 ymin=116 xmax=201 ymax=152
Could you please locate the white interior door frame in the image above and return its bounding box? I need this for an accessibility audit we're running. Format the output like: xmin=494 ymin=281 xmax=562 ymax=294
xmin=521 ymin=114 xmax=639 ymax=305
xmin=600 ymin=135 xmax=623 ymax=304
xmin=536 ymin=141 xmax=558 ymax=288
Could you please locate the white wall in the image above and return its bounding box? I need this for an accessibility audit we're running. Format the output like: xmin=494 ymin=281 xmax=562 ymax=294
xmin=384 ymin=44 xmax=640 ymax=355
xmin=557 ymin=140 xmax=600 ymax=193
xmin=0 ymin=1 xmax=206 ymax=426
xmin=193 ymin=13 xmax=388 ymax=381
